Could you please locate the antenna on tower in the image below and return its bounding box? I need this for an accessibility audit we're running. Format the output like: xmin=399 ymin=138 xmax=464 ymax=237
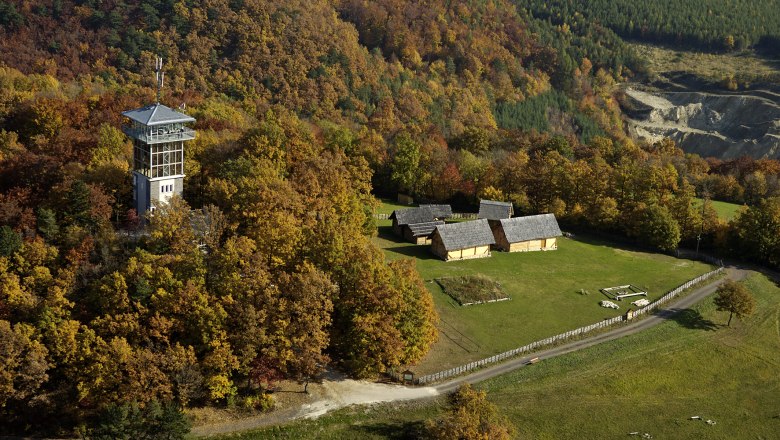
xmin=154 ymin=56 xmax=164 ymax=103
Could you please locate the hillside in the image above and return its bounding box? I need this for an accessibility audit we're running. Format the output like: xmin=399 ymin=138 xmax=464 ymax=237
xmin=524 ymin=0 xmax=780 ymax=54
xmin=4 ymin=0 xmax=780 ymax=437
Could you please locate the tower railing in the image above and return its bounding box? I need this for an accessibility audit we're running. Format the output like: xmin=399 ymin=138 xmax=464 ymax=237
xmin=122 ymin=126 xmax=196 ymax=144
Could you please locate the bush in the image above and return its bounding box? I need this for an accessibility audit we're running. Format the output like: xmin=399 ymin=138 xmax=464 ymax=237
xmin=88 ymin=400 xmax=190 ymax=440
xmin=240 ymin=393 xmax=275 ymax=412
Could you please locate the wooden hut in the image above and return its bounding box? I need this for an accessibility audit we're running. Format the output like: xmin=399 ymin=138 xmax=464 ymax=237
xmin=404 ymin=221 xmax=445 ymax=244
xmin=478 ymin=199 xmax=513 ymax=221
xmin=389 ymin=205 xmax=452 ymax=244
xmin=491 ymin=213 xmax=562 ymax=252
xmin=431 ymin=219 xmax=495 ymax=261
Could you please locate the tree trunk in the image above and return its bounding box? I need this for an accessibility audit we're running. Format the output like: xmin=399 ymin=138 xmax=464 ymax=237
xmin=727 ymin=311 xmax=733 ymax=327
xmin=304 ymin=379 xmax=309 ymax=394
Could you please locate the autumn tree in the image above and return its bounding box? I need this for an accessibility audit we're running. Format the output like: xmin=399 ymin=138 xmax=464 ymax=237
xmin=0 ymin=320 xmax=49 ymax=409
xmin=425 ymin=384 xmax=515 ymax=440
xmin=275 ymin=263 xmax=336 ymax=392
xmin=388 ymin=259 xmax=438 ymax=365
xmin=713 ymin=279 xmax=755 ymax=326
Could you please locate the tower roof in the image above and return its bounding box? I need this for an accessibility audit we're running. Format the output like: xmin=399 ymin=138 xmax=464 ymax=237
xmin=122 ymin=103 xmax=195 ymax=126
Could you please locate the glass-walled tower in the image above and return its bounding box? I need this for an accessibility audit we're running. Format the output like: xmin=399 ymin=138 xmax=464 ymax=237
xmin=122 ymin=103 xmax=196 ymax=218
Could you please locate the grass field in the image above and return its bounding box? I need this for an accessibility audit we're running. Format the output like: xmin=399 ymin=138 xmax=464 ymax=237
xmin=374 ymin=198 xmax=415 ymax=215
xmin=631 ymin=42 xmax=780 ymax=81
xmin=696 ymin=198 xmax=744 ymax=222
xmin=216 ymin=273 xmax=780 ymax=439
xmin=372 ymin=209 xmax=713 ymax=374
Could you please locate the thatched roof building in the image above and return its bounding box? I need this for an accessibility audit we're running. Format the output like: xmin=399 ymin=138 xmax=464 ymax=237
xmin=491 ymin=213 xmax=562 ymax=252
xmin=478 ymin=200 xmax=514 ymax=220
xmin=431 ymin=219 xmax=495 ymax=261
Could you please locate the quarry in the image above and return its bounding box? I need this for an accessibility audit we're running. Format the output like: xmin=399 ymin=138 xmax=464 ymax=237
xmin=621 ymin=85 xmax=780 ymax=159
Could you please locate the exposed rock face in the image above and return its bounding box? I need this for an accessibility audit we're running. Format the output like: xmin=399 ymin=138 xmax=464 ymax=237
xmin=623 ymin=88 xmax=780 ymax=159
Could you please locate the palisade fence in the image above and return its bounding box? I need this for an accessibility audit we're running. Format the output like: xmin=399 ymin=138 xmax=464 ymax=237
xmin=412 ymin=267 xmax=725 ymax=385
xmin=373 ymin=212 xmax=478 ymax=220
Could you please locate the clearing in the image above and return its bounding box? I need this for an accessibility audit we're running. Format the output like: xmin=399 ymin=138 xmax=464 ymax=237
xmin=631 ymin=42 xmax=780 ymax=82
xmin=696 ymin=197 xmax=743 ymax=222
xmin=372 ymin=205 xmax=713 ymax=374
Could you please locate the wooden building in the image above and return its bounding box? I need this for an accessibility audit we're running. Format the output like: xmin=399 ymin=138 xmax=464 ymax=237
xmin=431 ymin=219 xmax=495 ymax=261
xmin=389 ymin=205 xmax=452 ymax=244
xmin=404 ymin=221 xmax=445 ymax=245
xmin=478 ymin=199 xmax=513 ymax=221
xmin=390 ymin=206 xmax=449 ymax=244
xmin=491 ymin=213 xmax=562 ymax=252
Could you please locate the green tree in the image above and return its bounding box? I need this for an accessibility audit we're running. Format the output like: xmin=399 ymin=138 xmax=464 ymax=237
xmin=713 ymin=279 xmax=755 ymax=326
xmin=390 ymin=132 xmax=421 ymax=195
xmin=36 ymin=208 xmax=59 ymax=240
xmin=88 ymin=399 xmax=190 ymax=440
xmin=0 ymin=226 xmax=22 ymax=257
xmin=425 ymin=384 xmax=515 ymax=440
xmin=630 ymin=203 xmax=681 ymax=252
xmin=64 ymin=180 xmax=93 ymax=228
xmin=730 ymin=198 xmax=780 ymax=268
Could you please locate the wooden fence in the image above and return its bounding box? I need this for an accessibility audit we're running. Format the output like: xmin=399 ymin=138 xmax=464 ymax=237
xmin=413 ymin=267 xmax=724 ymax=385
xmin=373 ymin=213 xmax=478 ymax=220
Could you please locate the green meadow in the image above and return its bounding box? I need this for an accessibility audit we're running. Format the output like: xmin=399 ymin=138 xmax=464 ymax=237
xmin=697 ymin=198 xmax=744 ymax=222
xmin=372 ymin=201 xmax=713 ymax=374
xmin=218 ymin=273 xmax=780 ymax=439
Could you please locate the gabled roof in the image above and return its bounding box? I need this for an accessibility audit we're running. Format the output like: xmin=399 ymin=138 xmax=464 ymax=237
xmin=478 ymin=199 xmax=513 ymax=220
xmin=500 ymin=214 xmax=562 ymax=243
xmin=390 ymin=207 xmax=435 ymax=225
xmin=408 ymin=221 xmax=445 ymax=237
xmin=434 ymin=219 xmax=495 ymax=251
xmin=419 ymin=204 xmax=453 ymax=219
xmin=122 ymin=103 xmax=196 ymax=126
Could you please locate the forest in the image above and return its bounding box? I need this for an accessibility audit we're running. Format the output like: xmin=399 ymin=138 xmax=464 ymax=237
xmin=524 ymin=0 xmax=780 ymax=54
xmin=2 ymin=0 xmax=780 ymax=437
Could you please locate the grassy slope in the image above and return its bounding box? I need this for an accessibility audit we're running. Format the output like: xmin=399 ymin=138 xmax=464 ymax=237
xmin=696 ymin=198 xmax=744 ymax=222
xmin=218 ymin=273 xmax=780 ymax=439
xmin=374 ymin=198 xmax=415 ymax=215
xmin=373 ymin=211 xmax=712 ymax=374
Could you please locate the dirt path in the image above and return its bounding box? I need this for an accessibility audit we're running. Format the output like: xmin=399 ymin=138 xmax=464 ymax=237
xmin=192 ymin=267 xmax=747 ymax=437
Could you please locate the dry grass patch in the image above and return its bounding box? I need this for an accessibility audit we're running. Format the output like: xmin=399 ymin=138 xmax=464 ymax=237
xmin=436 ymin=275 xmax=509 ymax=306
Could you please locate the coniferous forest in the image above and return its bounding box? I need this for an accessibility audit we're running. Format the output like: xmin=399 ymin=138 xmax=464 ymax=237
xmin=2 ymin=0 xmax=780 ymax=436
xmin=524 ymin=0 xmax=780 ymax=54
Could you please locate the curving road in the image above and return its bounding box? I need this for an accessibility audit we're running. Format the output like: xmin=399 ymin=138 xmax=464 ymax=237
xmin=193 ymin=266 xmax=748 ymax=437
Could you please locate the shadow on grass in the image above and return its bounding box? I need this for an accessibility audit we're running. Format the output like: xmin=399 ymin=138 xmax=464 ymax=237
xmin=657 ymin=308 xmax=719 ymax=331
xmin=356 ymin=420 xmax=428 ymax=440
xmin=377 ymin=226 xmax=437 ymax=260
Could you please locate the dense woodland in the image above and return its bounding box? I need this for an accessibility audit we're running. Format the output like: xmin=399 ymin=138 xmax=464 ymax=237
xmin=525 ymin=0 xmax=780 ymax=54
xmin=2 ymin=0 xmax=780 ymax=437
